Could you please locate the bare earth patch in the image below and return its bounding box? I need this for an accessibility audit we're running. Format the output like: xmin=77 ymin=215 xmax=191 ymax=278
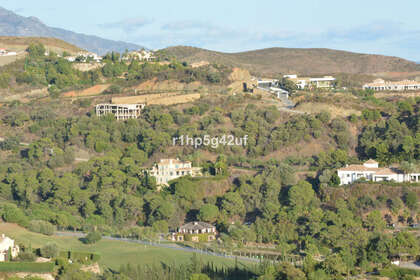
xmin=294 ymin=102 xmax=361 ymax=118
xmin=62 ymin=84 xmax=110 ymax=97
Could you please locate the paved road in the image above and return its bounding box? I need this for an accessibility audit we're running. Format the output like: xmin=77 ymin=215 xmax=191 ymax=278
xmin=399 ymin=261 xmax=420 ymax=270
xmin=55 ymin=231 xmax=264 ymax=264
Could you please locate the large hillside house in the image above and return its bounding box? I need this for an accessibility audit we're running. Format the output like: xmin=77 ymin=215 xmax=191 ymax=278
xmin=363 ymin=79 xmax=420 ymax=91
xmin=337 ymin=159 xmax=420 ymax=185
xmin=95 ymin=103 xmax=145 ymax=120
xmin=0 ymin=234 xmax=19 ymax=262
xmin=148 ymin=158 xmax=202 ymax=187
xmin=123 ymin=49 xmax=156 ymax=62
xmin=171 ymin=222 xmax=217 ymax=242
xmin=283 ymin=74 xmax=336 ymax=89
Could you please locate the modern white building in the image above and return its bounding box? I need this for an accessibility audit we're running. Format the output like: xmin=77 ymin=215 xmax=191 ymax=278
xmin=284 ymin=75 xmax=336 ymax=89
xmin=123 ymin=49 xmax=156 ymax=62
xmin=0 ymin=234 xmax=19 ymax=262
xmin=337 ymin=159 xmax=420 ymax=185
xmin=363 ymin=79 xmax=420 ymax=91
xmin=148 ymin=158 xmax=202 ymax=187
xmin=65 ymin=52 xmax=102 ymax=63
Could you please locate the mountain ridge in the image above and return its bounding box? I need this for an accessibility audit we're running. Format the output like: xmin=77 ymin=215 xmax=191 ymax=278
xmin=162 ymin=46 xmax=420 ymax=75
xmin=0 ymin=7 xmax=143 ymax=55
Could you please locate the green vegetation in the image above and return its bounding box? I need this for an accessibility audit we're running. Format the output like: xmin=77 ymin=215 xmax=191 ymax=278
xmin=0 ymin=43 xmax=419 ymax=279
xmin=0 ymin=262 xmax=54 ymax=272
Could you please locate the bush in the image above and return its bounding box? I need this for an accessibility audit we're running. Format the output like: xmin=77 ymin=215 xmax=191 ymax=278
xmin=40 ymin=243 xmax=59 ymax=258
xmin=29 ymin=220 xmax=56 ymax=236
xmin=1 ymin=204 xmax=29 ymax=227
xmin=18 ymin=251 xmax=36 ymax=262
xmin=83 ymin=231 xmax=102 ymax=244
xmin=59 ymin=251 xmax=100 ymax=264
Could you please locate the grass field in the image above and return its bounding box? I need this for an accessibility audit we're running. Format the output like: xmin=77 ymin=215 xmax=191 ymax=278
xmin=0 ymin=223 xmax=246 ymax=271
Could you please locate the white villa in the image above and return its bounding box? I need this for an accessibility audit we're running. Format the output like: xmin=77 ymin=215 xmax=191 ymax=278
xmin=148 ymin=158 xmax=202 ymax=187
xmin=283 ymin=74 xmax=336 ymax=89
xmin=363 ymin=79 xmax=420 ymax=91
xmin=123 ymin=49 xmax=156 ymax=62
xmin=65 ymin=52 xmax=102 ymax=63
xmin=0 ymin=234 xmax=19 ymax=262
xmin=337 ymin=159 xmax=420 ymax=185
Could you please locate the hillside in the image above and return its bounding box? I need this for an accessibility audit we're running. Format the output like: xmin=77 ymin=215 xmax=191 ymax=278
xmin=0 ymin=7 xmax=142 ymax=54
xmin=0 ymin=36 xmax=82 ymax=54
xmin=162 ymin=46 xmax=420 ymax=76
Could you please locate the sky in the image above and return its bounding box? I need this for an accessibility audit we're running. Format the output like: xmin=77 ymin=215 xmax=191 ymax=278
xmin=1 ymin=0 xmax=420 ymax=61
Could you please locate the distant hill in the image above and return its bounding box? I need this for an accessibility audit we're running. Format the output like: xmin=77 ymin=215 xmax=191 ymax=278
xmin=0 ymin=36 xmax=82 ymax=54
xmin=162 ymin=46 xmax=420 ymax=76
xmin=0 ymin=7 xmax=142 ymax=55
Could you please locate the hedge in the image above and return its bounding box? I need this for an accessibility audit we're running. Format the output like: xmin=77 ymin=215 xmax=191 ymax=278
xmin=0 ymin=262 xmax=54 ymax=272
xmin=59 ymin=251 xmax=100 ymax=264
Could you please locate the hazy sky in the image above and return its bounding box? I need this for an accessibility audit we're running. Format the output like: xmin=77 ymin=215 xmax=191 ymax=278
xmin=1 ymin=0 xmax=420 ymax=61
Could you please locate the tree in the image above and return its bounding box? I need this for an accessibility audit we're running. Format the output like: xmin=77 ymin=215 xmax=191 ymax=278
xmin=83 ymin=231 xmax=102 ymax=244
xmin=279 ymin=77 xmax=298 ymax=93
xmin=365 ymin=210 xmax=386 ymax=232
xmin=221 ymin=192 xmax=245 ymax=217
xmin=288 ymin=181 xmax=316 ymax=211
xmin=403 ymin=191 xmax=418 ymax=210
xmin=40 ymin=243 xmax=58 ymax=258
xmin=198 ymin=204 xmax=219 ymax=222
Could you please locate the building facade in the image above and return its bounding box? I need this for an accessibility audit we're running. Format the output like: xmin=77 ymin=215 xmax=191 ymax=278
xmin=171 ymin=222 xmax=217 ymax=242
xmin=95 ymin=103 xmax=145 ymax=120
xmin=363 ymin=79 xmax=420 ymax=91
xmin=148 ymin=158 xmax=202 ymax=187
xmin=0 ymin=234 xmax=19 ymax=262
xmin=337 ymin=159 xmax=420 ymax=185
xmin=284 ymin=75 xmax=335 ymax=89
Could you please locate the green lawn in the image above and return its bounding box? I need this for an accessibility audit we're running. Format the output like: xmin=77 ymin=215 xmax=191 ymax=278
xmin=0 ymin=223 xmax=248 ymax=270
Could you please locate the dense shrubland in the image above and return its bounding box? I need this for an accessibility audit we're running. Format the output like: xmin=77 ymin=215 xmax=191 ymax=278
xmin=0 ymin=48 xmax=419 ymax=279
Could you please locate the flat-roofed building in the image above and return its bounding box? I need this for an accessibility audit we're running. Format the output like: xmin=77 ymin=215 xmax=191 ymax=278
xmin=95 ymin=103 xmax=145 ymax=120
xmin=284 ymin=75 xmax=335 ymax=89
xmin=363 ymin=79 xmax=420 ymax=91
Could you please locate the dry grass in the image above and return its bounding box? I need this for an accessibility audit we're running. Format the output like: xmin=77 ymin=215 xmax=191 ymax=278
xmin=294 ymin=102 xmax=361 ymax=118
xmin=112 ymin=92 xmax=201 ymax=105
xmin=0 ymin=37 xmax=81 ymax=54
xmin=62 ymin=84 xmax=110 ymax=97
xmin=134 ymin=78 xmax=202 ymax=92
xmin=163 ymin=46 xmax=420 ymax=75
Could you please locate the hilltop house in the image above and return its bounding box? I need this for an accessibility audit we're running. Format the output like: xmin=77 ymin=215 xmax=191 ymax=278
xmin=283 ymin=74 xmax=336 ymax=89
xmin=171 ymin=222 xmax=217 ymax=242
xmin=0 ymin=234 xmax=19 ymax=262
xmin=123 ymin=49 xmax=156 ymax=62
xmin=337 ymin=159 xmax=420 ymax=185
xmin=148 ymin=158 xmax=202 ymax=187
xmin=363 ymin=79 xmax=420 ymax=91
